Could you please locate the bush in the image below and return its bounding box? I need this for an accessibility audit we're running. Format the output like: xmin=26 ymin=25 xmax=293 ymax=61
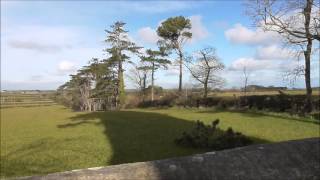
xmin=240 ymin=94 xmax=320 ymax=113
xmin=124 ymin=93 xmax=141 ymax=108
xmin=144 ymin=85 xmax=164 ymax=95
xmin=310 ymin=112 xmax=320 ymax=121
xmin=137 ymin=92 xmax=319 ymax=117
xmin=138 ymin=92 xmax=179 ymax=108
xmin=175 ymin=119 xmax=253 ymax=150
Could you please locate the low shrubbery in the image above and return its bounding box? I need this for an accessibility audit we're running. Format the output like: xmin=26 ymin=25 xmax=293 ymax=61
xmin=175 ymin=119 xmax=253 ymax=150
xmin=310 ymin=112 xmax=320 ymax=120
xmin=240 ymin=94 xmax=320 ymax=115
xmin=137 ymin=92 xmax=180 ymax=108
xmin=135 ymin=92 xmax=320 ymax=117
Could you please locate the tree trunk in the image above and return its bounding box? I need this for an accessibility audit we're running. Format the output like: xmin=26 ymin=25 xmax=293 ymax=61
xmin=303 ymin=0 xmax=313 ymax=113
xmin=244 ymin=77 xmax=248 ymax=96
xmin=116 ymin=60 xmax=121 ymax=109
xmin=203 ymin=71 xmax=210 ymax=98
xmin=151 ymin=62 xmax=155 ymax=101
xmin=178 ymin=48 xmax=183 ymax=93
xmin=304 ymin=49 xmax=312 ymax=112
xmin=118 ymin=62 xmax=125 ymax=109
xmin=86 ymin=81 xmax=91 ymax=111
xmin=117 ymin=51 xmax=125 ymax=109
xmin=203 ymin=83 xmax=208 ymax=98
xmin=142 ymin=73 xmax=146 ymax=102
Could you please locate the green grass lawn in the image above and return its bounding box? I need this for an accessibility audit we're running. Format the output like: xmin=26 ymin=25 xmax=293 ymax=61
xmin=1 ymin=105 xmax=319 ymax=178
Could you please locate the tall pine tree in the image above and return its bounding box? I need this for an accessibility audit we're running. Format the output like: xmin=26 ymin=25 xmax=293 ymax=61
xmin=104 ymin=21 xmax=141 ymax=108
xmin=157 ymin=16 xmax=192 ymax=93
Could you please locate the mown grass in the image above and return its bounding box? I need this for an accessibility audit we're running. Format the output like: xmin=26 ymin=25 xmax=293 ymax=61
xmin=1 ymin=105 xmax=319 ymax=178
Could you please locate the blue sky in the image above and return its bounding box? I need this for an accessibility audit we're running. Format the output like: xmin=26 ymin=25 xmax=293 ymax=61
xmin=1 ymin=1 xmax=319 ymax=90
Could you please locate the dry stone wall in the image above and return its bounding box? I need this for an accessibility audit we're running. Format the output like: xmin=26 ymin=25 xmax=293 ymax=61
xmin=18 ymin=138 xmax=320 ymax=180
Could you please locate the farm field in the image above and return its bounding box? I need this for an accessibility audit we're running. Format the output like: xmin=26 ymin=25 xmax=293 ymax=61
xmin=0 ymin=92 xmax=56 ymax=108
xmin=209 ymin=89 xmax=320 ymax=97
xmin=1 ymin=105 xmax=319 ymax=178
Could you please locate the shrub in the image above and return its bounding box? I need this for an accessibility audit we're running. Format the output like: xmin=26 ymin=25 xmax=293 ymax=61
xmin=138 ymin=92 xmax=179 ymax=108
xmin=240 ymin=94 xmax=320 ymax=113
xmin=175 ymin=119 xmax=252 ymax=150
xmin=124 ymin=93 xmax=141 ymax=108
xmin=216 ymin=98 xmax=236 ymax=109
xmin=144 ymin=85 xmax=164 ymax=95
xmin=208 ymin=128 xmax=253 ymax=150
xmin=310 ymin=112 xmax=320 ymax=121
xmin=137 ymin=92 xmax=319 ymax=117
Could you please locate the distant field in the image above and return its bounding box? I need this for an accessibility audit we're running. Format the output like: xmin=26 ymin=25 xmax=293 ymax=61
xmin=209 ymin=89 xmax=320 ymax=97
xmin=0 ymin=92 xmax=56 ymax=108
xmin=1 ymin=105 xmax=319 ymax=178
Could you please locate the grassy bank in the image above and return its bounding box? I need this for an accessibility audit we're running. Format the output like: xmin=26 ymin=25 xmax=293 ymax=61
xmin=1 ymin=105 xmax=319 ymax=178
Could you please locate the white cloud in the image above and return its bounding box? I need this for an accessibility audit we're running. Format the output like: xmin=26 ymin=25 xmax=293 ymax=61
xmin=8 ymin=40 xmax=62 ymax=53
xmin=189 ymin=15 xmax=209 ymax=43
xmin=164 ymin=63 xmax=184 ymax=77
xmin=229 ymin=58 xmax=276 ymax=71
xmin=228 ymin=57 xmax=303 ymax=72
xmin=225 ymin=58 xmax=290 ymax=88
xmin=57 ymin=61 xmax=77 ymax=75
xmin=255 ymin=45 xmax=293 ymax=60
xmin=137 ymin=27 xmax=159 ymax=44
xmin=165 ymin=68 xmax=180 ymax=77
xmin=225 ymin=23 xmax=280 ymax=46
xmin=225 ymin=56 xmax=315 ymax=88
xmin=1 ymin=21 xmax=103 ymax=89
xmin=5 ymin=25 xmax=80 ymax=53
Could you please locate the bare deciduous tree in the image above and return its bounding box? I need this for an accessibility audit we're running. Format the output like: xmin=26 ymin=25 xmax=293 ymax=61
xmin=128 ymin=63 xmax=150 ymax=101
xmin=243 ymin=66 xmax=250 ymax=96
xmin=185 ymin=47 xmax=225 ymax=98
xmin=245 ymin=0 xmax=320 ymax=112
xmin=283 ymin=65 xmax=305 ymax=87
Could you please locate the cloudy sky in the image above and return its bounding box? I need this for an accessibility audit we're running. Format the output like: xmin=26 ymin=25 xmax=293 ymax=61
xmin=1 ymin=1 xmax=319 ymax=90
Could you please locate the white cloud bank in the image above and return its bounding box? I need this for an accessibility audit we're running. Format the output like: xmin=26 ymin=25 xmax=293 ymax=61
xmin=2 ymin=23 xmax=102 ymax=90
xmin=57 ymin=61 xmax=77 ymax=74
xmin=188 ymin=15 xmax=209 ymax=43
xmin=229 ymin=58 xmax=275 ymax=71
xmin=225 ymin=57 xmax=303 ymax=88
xmin=5 ymin=25 xmax=79 ymax=53
xmin=225 ymin=23 xmax=280 ymax=46
xmin=137 ymin=27 xmax=159 ymax=44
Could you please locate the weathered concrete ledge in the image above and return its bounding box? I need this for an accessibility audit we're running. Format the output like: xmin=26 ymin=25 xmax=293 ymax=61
xmin=17 ymin=138 xmax=320 ymax=180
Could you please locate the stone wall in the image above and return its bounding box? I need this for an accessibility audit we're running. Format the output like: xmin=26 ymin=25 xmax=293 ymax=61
xmin=18 ymin=138 xmax=320 ymax=180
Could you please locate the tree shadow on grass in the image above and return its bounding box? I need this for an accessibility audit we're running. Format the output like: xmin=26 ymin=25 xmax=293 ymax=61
xmin=197 ymin=109 xmax=320 ymax=125
xmin=58 ymin=110 xmax=270 ymax=166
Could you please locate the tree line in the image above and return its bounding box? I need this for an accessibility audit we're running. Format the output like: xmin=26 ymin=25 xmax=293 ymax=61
xmin=56 ymin=16 xmax=225 ymax=111
xmin=57 ymin=0 xmax=319 ymax=112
